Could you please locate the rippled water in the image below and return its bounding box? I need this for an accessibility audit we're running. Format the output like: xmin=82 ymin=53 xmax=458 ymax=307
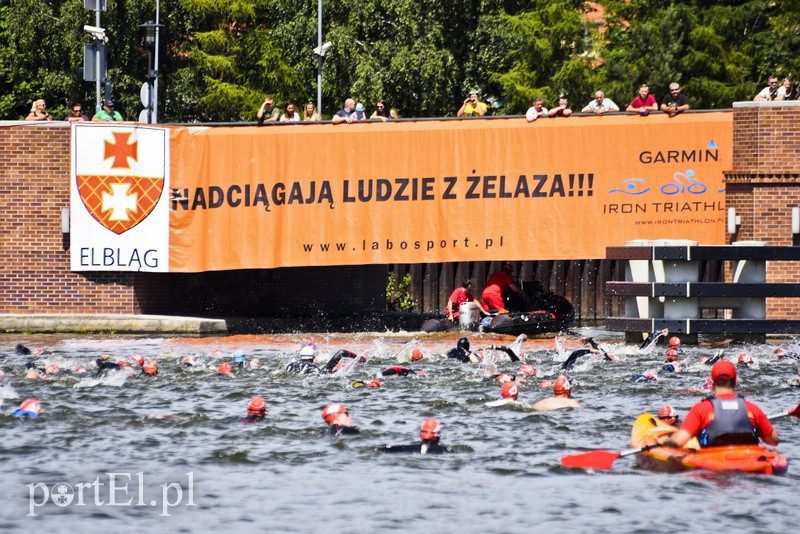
xmin=1 ymin=329 xmax=799 ymax=533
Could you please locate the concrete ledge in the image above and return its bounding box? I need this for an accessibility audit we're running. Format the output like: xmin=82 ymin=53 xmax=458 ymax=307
xmin=0 ymin=314 xmax=227 ymax=335
xmin=733 ymin=101 xmax=800 ymax=108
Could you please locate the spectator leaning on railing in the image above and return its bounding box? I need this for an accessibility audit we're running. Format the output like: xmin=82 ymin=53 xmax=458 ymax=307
xmin=626 ymin=84 xmax=658 ymax=116
xmin=661 ymin=83 xmax=690 ymax=116
xmin=581 ymin=91 xmax=619 ymax=116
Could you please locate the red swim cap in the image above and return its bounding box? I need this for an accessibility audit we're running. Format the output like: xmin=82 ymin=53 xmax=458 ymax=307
xmin=420 ymin=418 xmax=441 ymax=442
xmin=738 ymin=353 xmax=753 ymax=365
xmin=669 ymin=336 xmax=681 ymax=347
xmin=247 ymin=397 xmax=266 ymax=416
xmin=411 ymin=349 xmax=423 ymax=361
xmin=554 ymin=376 xmax=571 ymax=397
xmin=322 ymin=403 xmax=347 ymax=424
xmin=130 ymin=355 xmax=144 ymax=366
xmin=19 ymin=399 xmax=41 ymax=415
xmin=217 ymin=362 xmax=232 ymax=375
xmin=658 ymin=405 xmax=678 ymax=425
xmin=666 ymin=348 xmax=679 ymax=362
xmin=143 ymin=360 xmax=158 ymax=375
xmin=501 ymin=381 xmax=519 ymax=400
xmin=518 ymin=365 xmax=537 ymax=376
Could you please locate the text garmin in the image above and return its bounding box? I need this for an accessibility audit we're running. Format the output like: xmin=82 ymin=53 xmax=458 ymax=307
xmin=639 ymin=148 xmax=719 ymax=164
xmin=170 ymin=173 xmax=596 ymax=211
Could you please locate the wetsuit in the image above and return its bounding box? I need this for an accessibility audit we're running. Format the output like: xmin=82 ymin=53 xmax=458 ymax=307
xmin=285 ymin=360 xmax=321 ymax=374
xmin=378 ymin=441 xmax=449 ymax=454
xmin=447 ymin=347 xmax=471 ymax=363
xmin=96 ymin=358 xmax=122 ymax=376
xmin=322 ymin=425 xmax=360 ymax=436
xmin=380 ymin=366 xmax=416 ymax=377
xmin=662 ymin=362 xmax=682 ymax=372
xmin=25 ymin=361 xmax=46 ymax=373
xmin=16 ymin=344 xmax=32 ymax=355
xmin=487 ymin=345 xmax=520 ymax=362
xmin=320 ymin=350 xmax=358 ymax=373
xmin=561 ymin=349 xmax=593 ymax=370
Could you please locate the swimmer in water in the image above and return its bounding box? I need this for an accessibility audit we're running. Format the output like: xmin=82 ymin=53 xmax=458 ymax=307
xmin=233 ymin=350 xmax=247 ymax=369
xmin=447 ymin=337 xmax=480 ymax=363
xmin=240 ymin=397 xmax=267 ymax=423
xmin=658 ymin=404 xmax=680 ymax=426
xmin=25 ymin=361 xmax=47 ymax=380
xmin=486 ymin=380 xmax=521 ymax=406
xmin=96 ymin=354 xmax=122 ymax=376
xmin=639 ymin=328 xmax=669 ymax=353
xmin=12 ymin=398 xmax=41 ymax=418
xmin=737 ymin=353 xmax=754 ymax=369
xmin=378 ymin=366 xmax=420 ymax=377
xmin=378 ymin=418 xmax=449 ymax=454
xmin=531 ymin=376 xmax=581 ymax=410
xmin=285 ymin=343 xmax=322 ymax=374
xmin=633 ymin=372 xmax=659 ymax=383
xmin=217 ymin=362 xmax=234 ymax=377
xmin=321 ymin=404 xmax=360 ymax=436
xmin=142 ymin=360 xmax=158 ymax=376
xmin=662 ymin=348 xmax=683 ymax=373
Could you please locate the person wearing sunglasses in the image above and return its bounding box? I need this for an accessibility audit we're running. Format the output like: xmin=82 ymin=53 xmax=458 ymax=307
xmin=65 ymin=101 xmax=88 ymax=122
xmin=754 ymin=76 xmax=783 ymax=101
xmin=661 ymin=82 xmax=690 ymax=116
xmin=369 ymin=98 xmax=398 ymax=121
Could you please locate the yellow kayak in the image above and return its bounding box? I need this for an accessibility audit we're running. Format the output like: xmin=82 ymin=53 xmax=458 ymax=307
xmin=630 ymin=413 xmax=788 ymax=475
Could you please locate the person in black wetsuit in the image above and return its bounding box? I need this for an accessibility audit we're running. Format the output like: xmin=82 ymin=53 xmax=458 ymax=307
xmin=379 ymin=366 xmax=419 ymax=377
xmin=240 ymin=397 xmax=267 ymax=424
xmin=96 ymin=354 xmax=122 ymax=376
xmin=321 ymin=404 xmax=360 ymax=436
xmin=447 ymin=337 xmax=478 ymax=363
xmin=285 ymin=343 xmax=322 ymax=374
xmin=378 ymin=418 xmax=449 ymax=454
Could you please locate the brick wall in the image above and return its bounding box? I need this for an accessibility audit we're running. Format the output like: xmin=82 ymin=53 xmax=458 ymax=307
xmin=725 ymin=101 xmax=800 ymax=319
xmin=0 ymin=123 xmax=144 ymax=314
xmin=0 ymin=124 xmax=385 ymax=317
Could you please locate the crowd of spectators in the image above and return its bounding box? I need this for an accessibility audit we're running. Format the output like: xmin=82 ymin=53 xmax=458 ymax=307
xmin=21 ymin=75 xmax=799 ymax=125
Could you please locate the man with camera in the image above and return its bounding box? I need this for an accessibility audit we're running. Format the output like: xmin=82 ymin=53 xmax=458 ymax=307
xmin=457 ymin=92 xmax=487 ymax=117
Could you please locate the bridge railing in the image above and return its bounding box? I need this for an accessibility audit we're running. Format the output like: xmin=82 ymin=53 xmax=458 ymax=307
xmin=604 ymin=240 xmax=800 ymax=340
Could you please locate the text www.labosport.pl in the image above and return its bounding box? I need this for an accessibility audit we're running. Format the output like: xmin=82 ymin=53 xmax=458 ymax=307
xmin=302 ymin=235 xmax=505 ymax=253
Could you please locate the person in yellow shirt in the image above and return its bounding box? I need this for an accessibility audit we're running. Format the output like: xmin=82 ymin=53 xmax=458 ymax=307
xmin=457 ymin=92 xmax=487 ymax=117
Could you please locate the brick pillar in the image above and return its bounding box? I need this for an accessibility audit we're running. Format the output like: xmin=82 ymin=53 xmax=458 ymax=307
xmin=724 ymin=101 xmax=800 ymax=319
xmin=0 ymin=124 xmax=140 ymax=313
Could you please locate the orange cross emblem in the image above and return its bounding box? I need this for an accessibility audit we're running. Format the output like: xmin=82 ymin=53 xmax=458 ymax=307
xmin=104 ymin=131 xmax=138 ymax=169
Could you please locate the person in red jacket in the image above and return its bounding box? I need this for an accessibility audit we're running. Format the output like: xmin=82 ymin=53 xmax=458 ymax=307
xmin=481 ymin=264 xmax=522 ymax=312
xmin=659 ymin=360 xmax=778 ymax=448
xmin=445 ymin=280 xmax=489 ymax=321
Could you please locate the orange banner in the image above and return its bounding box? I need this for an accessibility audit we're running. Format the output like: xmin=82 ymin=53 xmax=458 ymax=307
xmin=168 ymin=113 xmax=732 ymax=272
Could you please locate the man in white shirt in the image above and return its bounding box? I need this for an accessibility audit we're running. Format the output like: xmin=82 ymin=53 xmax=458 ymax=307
xmin=754 ymin=76 xmax=785 ymax=101
xmin=581 ymin=91 xmax=619 ymax=116
xmin=525 ymin=97 xmax=548 ymax=122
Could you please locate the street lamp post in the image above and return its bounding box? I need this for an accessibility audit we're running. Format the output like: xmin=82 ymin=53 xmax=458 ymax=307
xmin=317 ymin=0 xmax=322 ymax=115
xmin=139 ymin=21 xmax=161 ymax=123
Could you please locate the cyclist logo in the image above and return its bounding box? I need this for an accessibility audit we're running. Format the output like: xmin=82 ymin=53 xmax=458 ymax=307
xmin=661 ymin=170 xmax=706 ymax=195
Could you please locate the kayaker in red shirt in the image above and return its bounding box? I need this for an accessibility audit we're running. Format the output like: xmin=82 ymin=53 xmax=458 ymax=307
xmin=446 ymin=279 xmax=489 ymax=321
xmin=659 ymin=360 xmax=778 ymax=448
xmin=481 ymin=263 xmax=522 ymax=312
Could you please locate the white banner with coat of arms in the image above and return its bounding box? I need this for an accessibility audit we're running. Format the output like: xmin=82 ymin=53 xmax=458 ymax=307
xmin=70 ymin=123 xmax=170 ymax=272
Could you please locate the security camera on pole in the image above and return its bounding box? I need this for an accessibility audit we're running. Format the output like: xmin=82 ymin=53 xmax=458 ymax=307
xmin=82 ymin=0 xmax=107 ymax=113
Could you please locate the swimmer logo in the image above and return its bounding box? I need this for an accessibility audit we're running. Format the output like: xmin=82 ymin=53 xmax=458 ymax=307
xmin=70 ymin=124 xmax=170 ymax=272
xmin=76 ymin=131 xmax=164 ymax=235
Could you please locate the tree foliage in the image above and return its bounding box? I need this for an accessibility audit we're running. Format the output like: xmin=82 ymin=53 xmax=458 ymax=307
xmin=0 ymin=0 xmax=798 ymax=121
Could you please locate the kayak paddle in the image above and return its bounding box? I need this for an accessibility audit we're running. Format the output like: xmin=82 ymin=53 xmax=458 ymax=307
xmin=560 ymin=444 xmax=659 ymax=470
xmin=767 ymin=402 xmax=800 ymax=421
xmin=562 ymin=402 xmax=800 ymax=470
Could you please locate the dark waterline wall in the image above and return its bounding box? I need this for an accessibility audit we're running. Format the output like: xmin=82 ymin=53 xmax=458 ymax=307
xmin=2 ymin=103 xmax=799 ymax=326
